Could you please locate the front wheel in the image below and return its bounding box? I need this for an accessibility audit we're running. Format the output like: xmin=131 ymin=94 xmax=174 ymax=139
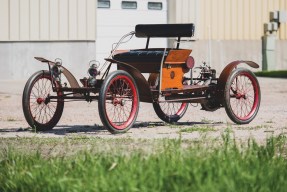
xmin=98 ymin=70 xmax=139 ymax=134
xmin=22 ymin=70 xmax=64 ymax=131
xmin=224 ymin=68 xmax=260 ymax=124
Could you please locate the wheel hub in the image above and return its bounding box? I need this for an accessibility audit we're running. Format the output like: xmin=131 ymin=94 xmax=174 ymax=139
xmin=112 ymin=98 xmax=126 ymax=106
xmin=120 ymin=99 xmax=125 ymax=106
xmin=112 ymin=98 xmax=120 ymax=106
xmin=36 ymin=98 xmax=44 ymax=104
xmin=235 ymin=93 xmax=247 ymax=100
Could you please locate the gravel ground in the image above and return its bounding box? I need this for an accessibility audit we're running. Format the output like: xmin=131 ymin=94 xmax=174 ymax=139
xmin=0 ymin=77 xmax=286 ymax=144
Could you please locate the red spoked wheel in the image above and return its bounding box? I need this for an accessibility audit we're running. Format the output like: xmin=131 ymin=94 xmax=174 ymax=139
xmin=153 ymin=101 xmax=188 ymax=123
xmin=224 ymin=68 xmax=260 ymax=124
xmin=98 ymin=70 xmax=139 ymax=134
xmin=22 ymin=70 xmax=64 ymax=131
xmin=148 ymin=73 xmax=188 ymax=123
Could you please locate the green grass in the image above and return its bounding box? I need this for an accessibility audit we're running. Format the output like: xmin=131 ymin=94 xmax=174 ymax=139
xmin=0 ymin=134 xmax=287 ymax=192
xmin=6 ymin=118 xmax=17 ymax=122
xmin=255 ymin=70 xmax=287 ymax=78
xmin=179 ymin=125 xmax=217 ymax=133
xmin=200 ymin=118 xmax=213 ymax=124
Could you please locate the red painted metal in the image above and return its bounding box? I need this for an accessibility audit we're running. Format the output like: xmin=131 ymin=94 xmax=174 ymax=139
xmin=104 ymin=75 xmax=139 ymax=130
xmin=176 ymin=103 xmax=188 ymax=115
xmin=217 ymin=60 xmax=259 ymax=101
xmin=185 ymin=56 xmax=195 ymax=69
xmin=34 ymin=57 xmax=81 ymax=91
xmin=106 ymin=58 xmax=153 ymax=103
xmin=36 ymin=98 xmax=44 ymax=104
xmin=28 ymin=74 xmax=60 ymax=124
xmin=228 ymin=71 xmax=260 ymax=121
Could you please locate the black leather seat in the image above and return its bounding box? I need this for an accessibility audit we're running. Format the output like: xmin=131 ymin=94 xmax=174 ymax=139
xmin=113 ymin=50 xmax=165 ymax=63
xmin=135 ymin=24 xmax=195 ymax=38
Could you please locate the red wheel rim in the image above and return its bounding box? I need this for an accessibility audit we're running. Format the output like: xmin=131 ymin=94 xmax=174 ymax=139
xmin=159 ymin=102 xmax=187 ymax=116
xmin=229 ymin=72 xmax=259 ymax=121
xmin=104 ymin=75 xmax=138 ymax=130
xmin=29 ymin=75 xmax=59 ymax=125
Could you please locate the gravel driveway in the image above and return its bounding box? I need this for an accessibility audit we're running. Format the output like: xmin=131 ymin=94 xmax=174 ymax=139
xmin=0 ymin=77 xmax=286 ymax=143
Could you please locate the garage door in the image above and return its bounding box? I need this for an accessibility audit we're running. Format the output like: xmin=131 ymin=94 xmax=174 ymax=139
xmin=96 ymin=0 xmax=167 ymax=65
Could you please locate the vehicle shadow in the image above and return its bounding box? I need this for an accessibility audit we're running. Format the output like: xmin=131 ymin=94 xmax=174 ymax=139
xmin=132 ymin=121 xmax=223 ymax=128
xmin=48 ymin=121 xmax=224 ymax=135
xmin=0 ymin=121 xmax=224 ymax=136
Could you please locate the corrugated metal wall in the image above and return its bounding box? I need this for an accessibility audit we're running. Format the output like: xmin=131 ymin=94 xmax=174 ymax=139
xmin=0 ymin=0 xmax=96 ymax=41
xmin=168 ymin=0 xmax=287 ymax=40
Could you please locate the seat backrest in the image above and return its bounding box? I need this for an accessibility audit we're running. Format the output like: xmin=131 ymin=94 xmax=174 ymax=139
xmin=135 ymin=24 xmax=195 ymax=38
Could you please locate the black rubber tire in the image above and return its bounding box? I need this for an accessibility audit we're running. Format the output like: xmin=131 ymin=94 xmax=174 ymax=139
xmin=22 ymin=70 xmax=64 ymax=131
xmin=98 ymin=70 xmax=139 ymax=134
xmin=153 ymin=102 xmax=188 ymax=123
xmin=224 ymin=68 xmax=261 ymax=124
xmin=149 ymin=72 xmax=188 ymax=123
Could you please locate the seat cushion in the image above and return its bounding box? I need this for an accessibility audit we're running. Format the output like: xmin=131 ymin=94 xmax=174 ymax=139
xmin=113 ymin=50 xmax=165 ymax=63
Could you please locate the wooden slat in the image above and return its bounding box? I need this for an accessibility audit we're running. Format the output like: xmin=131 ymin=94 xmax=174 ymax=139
xmin=87 ymin=0 xmax=96 ymax=40
xmin=10 ymin=0 xmax=20 ymax=40
xmin=20 ymin=0 xmax=30 ymax=40
xmin=243 ymin=0 xmax=249 ymax=40
xmin=217 ymin=0 xmax=224 ymax=40
xmin=202 ymin=0 xmax=210 ymax=39
xmin=256 ymin=0 xmax=263 ymax=39
xmin=78 ymin=0 xmax=87 ymax=40
xmin=69 ymin=0 xmax=77 ymax=40
xmin=40 ymin=0 xmax=49 ymax=40
xmin=211 ymin=0 xmax=218 ymax=39
xmin=50 ymin=0 xmax=59 ymax=40
xmin=0 ymin=0 xmax=9 ymax=40
xmin=59 ymin=0 xmax=69 ymax=40
xmin=2 ymin=0 xmax=287 ymax=41
xmin=165 ymin=50 xmax=192 ymax=64
xmin=224 ymin=0 xmax=231 ymax=40
xmin=170 ymin=0 xmax=287 ymax=40
xmin=230 ymin=0 xmax=237 ymax=40
xmin=282 ymin=0 xmax=287 ymax=39
xmin=249 ymin=0 xmax=256 ymax=39
xmin=30 ymin=0 xmax=40 ymax=40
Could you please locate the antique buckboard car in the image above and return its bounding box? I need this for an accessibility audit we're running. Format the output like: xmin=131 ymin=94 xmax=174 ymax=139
xmin=22 ymin=24 xmax=261 ymax=134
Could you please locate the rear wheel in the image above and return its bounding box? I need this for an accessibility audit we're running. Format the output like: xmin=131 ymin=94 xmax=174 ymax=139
xmin=148 ymin=73 xmax=188 ymax=123
xmin=224 ymin=68 xmax=260 ymax=124
xmin=98 ymin=70 xmax=139 ymax=134
xmin=22 ymin=70 xmax=64 ymax=131
xmin=153 ymin=101 xmax=188 ymax=123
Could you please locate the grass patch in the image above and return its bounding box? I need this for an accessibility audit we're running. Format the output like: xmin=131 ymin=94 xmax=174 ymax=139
xmin=235 ymin=124 xmax=273 ymax=130
xmin=265 ymin=120 xmax=274 ymax=124
xmin=169 ymin=124 xmax=183 ymax=128
xmin=6 ymin=118 xmax=17 ymax=122
xmin=200 ymin=118 xmax=213 ymax=124
xmin=179 ymin=125 xmax=217 ymax=133
xmin=1 ymin=134 xmax=286 ymax=192
xmin=255 ymin=70 xmax=287 ymax=78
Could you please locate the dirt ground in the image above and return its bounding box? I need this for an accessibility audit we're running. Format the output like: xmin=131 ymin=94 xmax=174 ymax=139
xmin=0 ymin=77 xmax=286 ymax=143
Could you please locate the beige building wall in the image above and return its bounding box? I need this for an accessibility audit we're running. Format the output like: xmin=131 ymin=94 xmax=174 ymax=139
xmin=168 ymin=0 xmax=287 ymax=40
xmin=0 ymin=0 xmax=96 ymax=41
